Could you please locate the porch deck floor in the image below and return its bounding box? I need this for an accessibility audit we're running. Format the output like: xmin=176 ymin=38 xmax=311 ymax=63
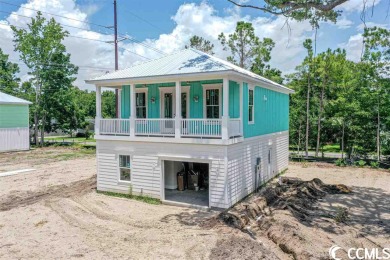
xmin=165 ymin=189 xmax=208 ymax=207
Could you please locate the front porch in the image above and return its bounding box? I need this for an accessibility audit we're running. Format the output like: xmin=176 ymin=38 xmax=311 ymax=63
xmin=97 ymin=118 xmax=242 ymax=139
xmin=95 ymin=78 xmax=243 ymax=140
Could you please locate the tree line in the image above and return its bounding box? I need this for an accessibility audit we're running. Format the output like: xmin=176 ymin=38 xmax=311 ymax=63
xmin=1 ymin=11 xmax=389 ymax=158
xmin=0 ymin=12 xmax=115 ymax=146
xmin=187 ymin=23 xmax=389 ymax=160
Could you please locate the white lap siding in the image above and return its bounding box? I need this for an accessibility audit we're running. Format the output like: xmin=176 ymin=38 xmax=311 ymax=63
xmin=0 ymin=128 xmax=30 ymax=152
xmin=96 ymin=140 xmax=228 ymax=208
xmin=226 ymin=131 xmax=289 ymax=206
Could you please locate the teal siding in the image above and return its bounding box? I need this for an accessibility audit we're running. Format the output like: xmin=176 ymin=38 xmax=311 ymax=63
xmin=243 ymin=83 xmax=289 ymax=138
xmin=121 ymin=80 xmax=224 ymax=119
xmin=229 ymin=81 xmax=240 ymax=118
xmin=146 ymin=84 xmax=160 ymax=118
xmin=0 ymin=104 xmax=29 ymax=128
xmin=121 ymin=85 xmax=130 ymax=118
xmin=189 ymin=81 xmax=203 ymax=118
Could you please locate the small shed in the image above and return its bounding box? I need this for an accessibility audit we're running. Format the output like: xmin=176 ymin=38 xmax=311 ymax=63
xmin=0 ymin=91 xmax=32 ymax=152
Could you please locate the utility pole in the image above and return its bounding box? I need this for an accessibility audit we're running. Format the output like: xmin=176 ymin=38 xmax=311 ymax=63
xmin=114 ymin=0 xmax=119 ymax=118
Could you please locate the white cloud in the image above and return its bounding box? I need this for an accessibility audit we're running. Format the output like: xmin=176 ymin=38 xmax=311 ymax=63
xmin=339 ymin=0 xmax=382 ymax=12
xmin=335 ymin=17 xmax=354 ymax=29
xmin=0 ymin=0 xmax=316 ymax=90
xmin=338 ymin=33 xmax=363 ymax=61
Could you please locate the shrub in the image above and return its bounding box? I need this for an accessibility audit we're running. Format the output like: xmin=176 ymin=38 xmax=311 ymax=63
xmin=355 ymin=160 xmax=366 ymax=167
xmin=370 ymin=161 xmax=380 ymax=168
xmin=334 ymin=207 xmax=349 ymax=223
xmin=335 ymin=158 xmax=347 ymax=167
xmin=85 ymin=129 xmax=92 ymax=140
xmin=75 ymin=132 xmax=86 ymax=138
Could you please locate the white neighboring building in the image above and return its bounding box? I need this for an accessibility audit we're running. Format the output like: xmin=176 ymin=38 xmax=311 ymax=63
xmin=86 ymin=49 xmax=293 ymax=209
xmin=0 ymin=91 xmax=32 ymax=152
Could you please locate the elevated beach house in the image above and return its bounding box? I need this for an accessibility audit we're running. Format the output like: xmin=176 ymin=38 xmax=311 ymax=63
xmin=86 ymin=49 xmax=293 ymax=209
xmin=0 ymin=91 xmax=32 ymax=152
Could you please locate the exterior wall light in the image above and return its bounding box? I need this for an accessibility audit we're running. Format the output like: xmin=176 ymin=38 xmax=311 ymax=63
xmin=264 ymin=95 xmax=268 ymax=102
xmin=150 ymin=97 xmax=156 ymax=103
xmin=193 ymin=95 xmax=199 ymax=103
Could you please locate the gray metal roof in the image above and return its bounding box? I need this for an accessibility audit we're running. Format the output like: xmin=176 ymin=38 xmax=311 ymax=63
xmin=87 ymin=48 xmax=293 ymax=93
xmin=0 ymin=91 xmax=32 ymax=105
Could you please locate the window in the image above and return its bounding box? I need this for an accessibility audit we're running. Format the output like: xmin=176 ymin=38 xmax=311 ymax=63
xmin=205 ymin=88 xmax=220 ymax=119
xmin=119 ymin=155 xmax=131 ymax=182
xmin=136 ymin=92 xmax=147 ymax=118
xmin=248 ymin=88 xmax=254 ymax=123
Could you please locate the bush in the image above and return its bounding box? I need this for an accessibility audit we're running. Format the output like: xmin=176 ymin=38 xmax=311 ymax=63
xmin=355 ymin=160 xmax=366 ymax=167
xmin=335 ymin=158 xmax=347 ymax=167
xmin=334 ymin=207 xmax=349 ymax=223
xmin=76 ymin=132 xmax=86 ymax=138
xmin=85 ymin=129 xmax=92 ymax=140
xmin=370 ymin=161 xmax=380 ymax=168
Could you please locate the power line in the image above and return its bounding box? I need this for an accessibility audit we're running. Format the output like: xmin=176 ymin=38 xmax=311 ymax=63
xmin=0 ymin=0 xmax=110 ymax=31
xmin=9 ymin=59 xmax=114 ymax=71
xmin=8 ymin=23 xmax=151 ymax=60
xmin=0 ymin=9 xmax=166 ymax=56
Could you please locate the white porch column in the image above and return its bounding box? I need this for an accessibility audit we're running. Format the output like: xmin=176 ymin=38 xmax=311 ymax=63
xmin=175 ymin=81 xmax=181 ymax=138
xmin=129 ymin=84 xmax=135 ymax=137
xmin=118 ymin=88 xmax=121 ymax=118
xmin=95 ymin=85 xmax=102 ymax=135
xmin=239 ymin=82 xmax=244 ymax=136
xmin=222 ymin=78 xmax=229 ymax=140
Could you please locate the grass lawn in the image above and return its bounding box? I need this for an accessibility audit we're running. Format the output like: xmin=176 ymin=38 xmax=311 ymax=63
xmin=45 ymin=136 xmax=96 ymax=143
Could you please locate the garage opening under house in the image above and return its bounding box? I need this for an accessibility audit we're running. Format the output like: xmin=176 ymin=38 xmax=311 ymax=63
xmin=163 ymin=160 xmax=209 ymax=208
xmin=86 ymin=48 xmax=293 ymax=209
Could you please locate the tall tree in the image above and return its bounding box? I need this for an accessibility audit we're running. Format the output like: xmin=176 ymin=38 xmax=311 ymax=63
xmin=11 ymin=12 xmax=79 ymax=146
xmin=361 ymin=26 xmax=390 ymax=160
xmin=218 ymin=21 xmax=274 ymax=69
xmin=227 ymin=0 xmax=350 ymax=26
xmin=186 ymin=35 xmax=215 ymax=54
xmin=303 ymin=39 xmax=314 ymax=158
xmin=0 ymin=48 xmax=20 ymax=95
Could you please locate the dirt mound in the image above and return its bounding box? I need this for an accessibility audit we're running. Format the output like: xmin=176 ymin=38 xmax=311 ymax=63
xmin=220 ymin=178 xmax=352 ymax=229
xmin=218 ymin=177 xmax=353 ymax=259
xmin=0 ymin=176 xmax=96 ymax=211
xmin=210 ymin=236 xmax=280 ymax=260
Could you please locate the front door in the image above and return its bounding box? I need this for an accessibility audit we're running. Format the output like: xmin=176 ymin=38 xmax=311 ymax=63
xmin=162 ymin=92 xmax=174 ymax=133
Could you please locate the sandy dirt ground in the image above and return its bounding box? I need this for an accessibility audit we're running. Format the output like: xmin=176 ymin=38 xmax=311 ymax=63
xmin=0 ymin=150 xmax=389 ymax=259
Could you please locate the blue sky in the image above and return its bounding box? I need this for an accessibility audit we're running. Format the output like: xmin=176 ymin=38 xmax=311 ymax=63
xmin=0 ymin=0 xmax=389 ymax=89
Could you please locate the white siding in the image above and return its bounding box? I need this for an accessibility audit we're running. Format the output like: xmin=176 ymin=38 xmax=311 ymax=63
xmin=226 ymin=131 xmax=289 ymax=206
xmin=96 ymin=141 xmax=227 ymax=207
xmin=0 ymin=127 xmax=29 ymax=152
xmin=96 ymin=131 xmax=289 ymax=209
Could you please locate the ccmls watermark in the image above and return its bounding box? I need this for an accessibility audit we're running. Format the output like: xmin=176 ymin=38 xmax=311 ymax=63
xmin=329 ymin=245 xmax=390 ymax=260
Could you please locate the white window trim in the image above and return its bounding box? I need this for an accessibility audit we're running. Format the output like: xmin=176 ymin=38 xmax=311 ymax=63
xmin=135 ymin=88 xmax=148 ymax=119
xmin=248 ymin=85 xmax=255 ymax=125
xmin=202 ymin=84 xmax=222 ymax=119
xmin=118 ymin=154 xmax=132 ymax=184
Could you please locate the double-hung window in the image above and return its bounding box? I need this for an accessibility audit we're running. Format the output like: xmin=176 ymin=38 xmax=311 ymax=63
xmin=136 ymin=92 xmax=147 ymax=118
xmin=205 ymin=88 xmax=220 ymax=119
xmin=119 ymin=155 xmax=131 ymax=182
xmin=248 ymin=88 xmax=254 ymax=123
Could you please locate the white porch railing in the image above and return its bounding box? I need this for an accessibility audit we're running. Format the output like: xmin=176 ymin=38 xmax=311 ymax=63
xmin=99 ymin=119 xmax=130 ymax=135
xmin=228 ymin=118 xmax=242 ymax=137
xmin=135 ymin=118 xmax=175 ymax=136
xmin=181 ymin=119 xmax=222 ymax=138
xmin=98 ymin=118 xmax=242 ymax=139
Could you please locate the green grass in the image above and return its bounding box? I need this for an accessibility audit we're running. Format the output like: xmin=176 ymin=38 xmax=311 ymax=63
xmin=97 ymin=190 xmax=161 ymax=205
xmin=289 ymin=144 xmax=341 ymax=153
xmin=46 ymin=136 xmax=96 ymax=143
